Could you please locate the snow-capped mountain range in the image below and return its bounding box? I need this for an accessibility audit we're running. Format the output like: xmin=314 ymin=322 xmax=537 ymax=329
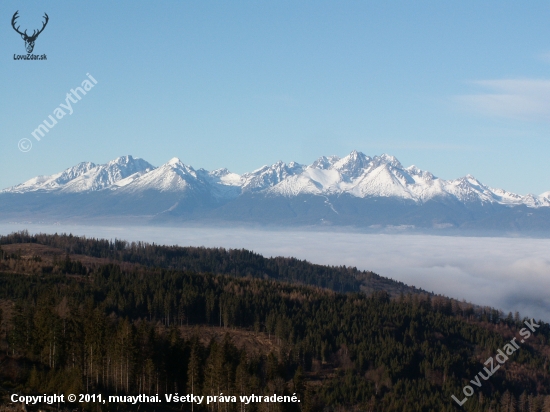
xmin=3 ymin=151 xmax=549 ymax=208
xmin=2 ymin=151 xmax=550 ymax=232
xmin=4 ymin=156 xmax=155 ymax=194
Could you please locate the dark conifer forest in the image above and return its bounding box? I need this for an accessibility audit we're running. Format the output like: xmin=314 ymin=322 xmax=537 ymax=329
xmin=0 ymin=232 xmax=549 ymax=411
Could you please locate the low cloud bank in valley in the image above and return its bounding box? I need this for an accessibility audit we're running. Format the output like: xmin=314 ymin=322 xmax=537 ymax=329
xmin=1 ymin=224 xmax=549 ymax=322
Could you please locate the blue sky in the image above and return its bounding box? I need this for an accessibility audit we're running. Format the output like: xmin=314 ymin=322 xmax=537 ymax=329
xmin=1 ymin=1 xmax=550 ymax=194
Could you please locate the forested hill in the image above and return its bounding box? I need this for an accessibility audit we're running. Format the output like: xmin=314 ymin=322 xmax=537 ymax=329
xmin=0 ymin=238 xmax=549 ymax=411
xmin=0 ymin=231 xmax=418 ymax=296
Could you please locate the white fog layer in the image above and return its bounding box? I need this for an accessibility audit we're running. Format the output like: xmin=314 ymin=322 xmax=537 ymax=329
xmin=1 ymin=224 xmax=548 ymax=322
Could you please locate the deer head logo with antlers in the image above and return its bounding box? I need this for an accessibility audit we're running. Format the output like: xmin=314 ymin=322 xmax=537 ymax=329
xmin=11 ymin=11 xmax=49 ymax=54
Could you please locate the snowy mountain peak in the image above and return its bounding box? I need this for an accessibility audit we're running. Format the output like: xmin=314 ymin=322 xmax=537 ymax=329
xmin=331 ymin=150 xmax=372 ymax=178
xmin=207 ymin=168 xmax=242 ymax=187
xmin=109 ymin=155 xmax=133 ymax=165
xmin=2 ymin=161 xmax=97 ymax=193
xmin=209 ymin=168 xmax=232 ymax=177
xmin=377 ymin=153 xmax=403 ymax=168
xmin=1 ymin=156 xmax=155 ymax=194
xmin=240 ymin=160 xmax=305 ymax=192
xmin=61 ymin=156 xmax=155 ymax=192
xmin=62 ymin=162 xmax=99 ymax=181
xmin=167 ymin=157 xmax=184 ymax=166
xmin=2 ymin=151 xmax=549 ymax=210
xmin=405 ymin=165 xmax=435 ymax=181
xmin=310 ymin=155 xmax=341 ymax=170
xmin=117 ymin=157 xmax=200 ymax=193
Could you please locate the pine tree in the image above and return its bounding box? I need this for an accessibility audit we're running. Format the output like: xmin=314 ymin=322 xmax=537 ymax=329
xmin=293 ymin=365 xmax=305 ymax=396
xmin=235 ymin=353 xmax=249 ymax=412
xmin=520 ymin=392 xmax=528 ymax=412
xmin=510 ymin=395 xmax=518 ymax=412
xmin=527 ymin=394 xmax=539 ymax=412
xmin=501 ymin=391 xmax=512 ymax=412
xmin=188 ymin=341 xmax=201 ymax=412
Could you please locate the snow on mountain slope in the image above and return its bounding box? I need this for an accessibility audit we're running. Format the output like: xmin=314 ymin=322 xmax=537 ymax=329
xmin=2 ymin=161 xmax=97 ymax=193
xmin=116 ymin=158 xmax=202 ymax=193
xmin=311 ymin=155 xmax=340 ymax=170
xmin=265 ymin=151 xmax=550 ymax=207
xmin=202 ymin=168 xmax=243 ymax=199
xmin=331 ymin=150 xmax=373 ymax=180
xmin=115 ymin=158 xmax=242 ymax=199
xmin=241 ymin=161 xmax=304 ymax=192
xmin=268 ymin=152 xmax=425 ymax=199
xmin=346 ymin=163 xmax=416 ymax=199
xmin=62 ymin=156 xmax=155 ymax=192
xmin=2 ymin=156 xmax=153 ymax=194
xmin=2 ymin=151 xmax=549 ymax=208
xmin=207 ymin=168 xmax=242 ymax=187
